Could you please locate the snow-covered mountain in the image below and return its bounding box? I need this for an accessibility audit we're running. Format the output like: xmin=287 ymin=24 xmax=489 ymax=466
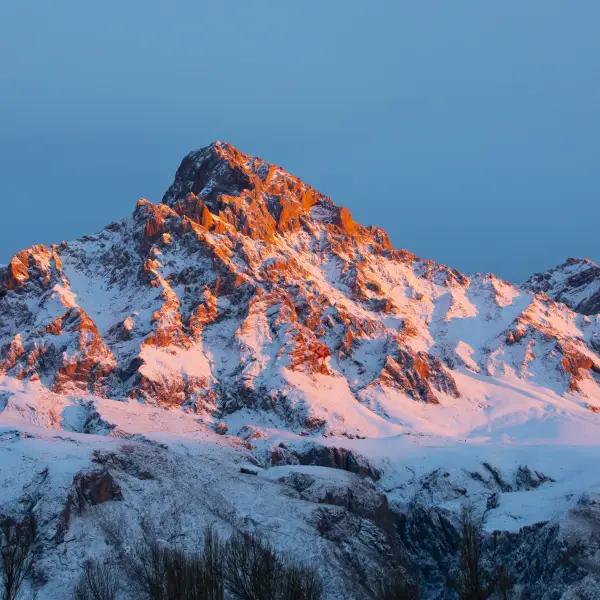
xmin=2 ymin=142 xmax=600 ymax=599
xmin=524 ymin=257 xmax=600 ymax=317
xmin=2 ymin=141 xmax=600 ymax=440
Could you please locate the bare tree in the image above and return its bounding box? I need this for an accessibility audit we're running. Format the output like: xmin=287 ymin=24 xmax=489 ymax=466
xmin=224 ymin=533 xmax=280 ymax=600
xmin=123 ymin=526 xmax=320 ymax=600
xmin=373 ymin=570 xmax=420 ymax=600
xmin=125 ymin=528 xmax=225 ymax=600
xmin=279 ymin=563 xmax=322 ymax=600
xmin=0 ymin=514 xmax=36 ymax=600
xmin=200 ymin=529 xmax=225 ymax=600
xmin=456 ymin=505 xmax=487 ymax=600
xmin=72 ymin=560 xmax=118 ymax=600
xmin=224 ymin=532 xmax=322 ymax=600
xmin=125 ymin=535 xmax=169 ymax=600
xmin=162 ymin=548 xmax=202 ymax=600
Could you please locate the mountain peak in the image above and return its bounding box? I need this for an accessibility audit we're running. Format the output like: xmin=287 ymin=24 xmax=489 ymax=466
xmin=162 ymin=141 xmax=265 ymax=207
xmin=563 ymin=257 xmax=598 ymax=268
xmin=524 ymin=257 xmax=600 ymax=315
xmin=160 ymin=142 xmax=388 ymax=245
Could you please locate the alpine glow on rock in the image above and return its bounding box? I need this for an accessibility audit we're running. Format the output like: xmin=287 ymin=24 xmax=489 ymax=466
xmin=2 ymin=143 xmax=600 ymax=599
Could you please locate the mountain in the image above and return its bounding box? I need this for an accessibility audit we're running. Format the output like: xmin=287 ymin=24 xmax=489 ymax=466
xmin=2 ymin=142 xmax=600 ymax=599
xmin=2 ymin=141 xmax=600 ymax=439
xmin=524 ymin=257 xmax=600 ymax=316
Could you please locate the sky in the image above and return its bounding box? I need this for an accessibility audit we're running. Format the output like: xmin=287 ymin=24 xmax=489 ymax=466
xmin=1 ymin=1 xmax=598 ymax=282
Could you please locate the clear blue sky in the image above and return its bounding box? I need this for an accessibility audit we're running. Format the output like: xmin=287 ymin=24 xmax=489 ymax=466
xmin=1 ymin=1 xmax=598 ymax=281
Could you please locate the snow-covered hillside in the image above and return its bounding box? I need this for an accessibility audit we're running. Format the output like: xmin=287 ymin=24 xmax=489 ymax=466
xmin=1 ymin=142 xmax=600 ymax=598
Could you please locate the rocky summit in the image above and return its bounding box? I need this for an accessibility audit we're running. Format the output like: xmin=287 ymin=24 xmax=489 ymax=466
xmin=524 ymin=257 xmax=600 ymax=317
xmin=2 ymin=142 xmax=600 ymax=599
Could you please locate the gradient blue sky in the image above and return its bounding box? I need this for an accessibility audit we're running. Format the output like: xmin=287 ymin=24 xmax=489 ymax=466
xmin=1 ymin=1 xmax=598 ymax=281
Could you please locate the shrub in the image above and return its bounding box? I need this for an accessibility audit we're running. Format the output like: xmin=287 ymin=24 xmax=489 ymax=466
xmin=125 ymin=528 xmax=225 ymax=600
xmin=224 ymin=532 xmax=322 ymax=600
xmin=116 ymin=526 xmax=321 ymax=600
xmin=279 ymin=563 xmax=323 ymax=600
xmin=373 ymin=570 xmax=420 ymax=600
xmin=0 ymin=514 xmax=36 ymax=600
xmin=72 ymin=560 xmax=118 ymax=600
xmin=224 ymin=533 xmax=280 ymax=600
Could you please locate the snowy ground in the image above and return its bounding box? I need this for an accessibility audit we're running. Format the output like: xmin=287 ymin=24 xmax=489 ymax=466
xmin=2 ymin=374 xmax=600 ymax=598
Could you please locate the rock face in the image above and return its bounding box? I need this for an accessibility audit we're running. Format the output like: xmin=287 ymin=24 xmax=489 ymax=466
xmin=270 ymin=442 xmax=381 ymax=480
xmin=1 ymin=141 xmax=600 ymax=437
xmin=524 ymin=257 xmax=600 ymax=315
xmin=56 ymin=469 xmax=122 ymax=541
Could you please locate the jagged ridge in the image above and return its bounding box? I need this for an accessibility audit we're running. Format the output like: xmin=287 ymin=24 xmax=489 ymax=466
xmin=524 ymin=257 xmax=600 ymax=316
xmin=1 ymin=141 xmax=600 ymax=437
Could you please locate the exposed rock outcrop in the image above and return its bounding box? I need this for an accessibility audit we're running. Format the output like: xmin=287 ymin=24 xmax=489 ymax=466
xmin=524 ymin=257 xmax=600 ymax=315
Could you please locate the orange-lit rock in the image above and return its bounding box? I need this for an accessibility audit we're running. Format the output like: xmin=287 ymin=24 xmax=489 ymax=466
xmin=4 ymin=244 xmax=63 ymax=290
xmin=377 ymin=349 xmax=460 ymax=404
xmin=560 ymin=346 xmax=598 ymax=392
